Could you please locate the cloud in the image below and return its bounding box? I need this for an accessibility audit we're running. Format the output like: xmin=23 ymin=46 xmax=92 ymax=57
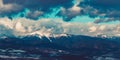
xmin=3 ymin=0 xmax=74 ymax=9
xmin=78 ymin=0 xmax=120 ymax=23
xmin=25 ymin=10 xmax=44 ymax=20
xmin=0 ymin=25 xmax=13 ymax=37
xmin=0 ymin=0 xmax=120 ymax=23
xmin=89 ymin=26 xmax=97 ymax=32
xmin=0 ymin=0 xmax=22 ymax=18
xmin=57 ymin=0 xmax=83 ymax=21
xmin=0 ymin=0 xmax=74 ymax=19
xmin=0 ymin=17 xmax=119 ymax=38
xmin=0 ymin=18 xmax=14 ymax=37
xmin=0 ymin=0 xmax=119 ymax=39
xmin=58 ymin=3 xmax=81 ymax=21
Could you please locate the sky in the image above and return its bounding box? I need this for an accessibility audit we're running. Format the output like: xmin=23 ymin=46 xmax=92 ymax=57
xmin=0 ymin=0 xmax=120 ymax=37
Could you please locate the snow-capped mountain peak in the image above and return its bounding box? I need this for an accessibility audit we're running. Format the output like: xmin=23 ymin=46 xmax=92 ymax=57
xmin=23 ymin=30 xmax=70 ymax=42
xmin=28 ymin=31 xmax=68 ymax=37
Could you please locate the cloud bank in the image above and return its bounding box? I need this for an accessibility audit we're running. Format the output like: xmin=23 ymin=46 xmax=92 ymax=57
xmin=0 ymin=17 xmax=120 ymax=38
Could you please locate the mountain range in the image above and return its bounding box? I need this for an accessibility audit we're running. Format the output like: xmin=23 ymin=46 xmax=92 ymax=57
xmin=0 ymin=34 xmax=120 ymax=60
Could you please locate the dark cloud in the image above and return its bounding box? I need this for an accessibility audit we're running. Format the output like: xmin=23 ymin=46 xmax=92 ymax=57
xmin=2 ymin=0 xmax=74 ymax=13
xmin=88 ymin=0 xmax=120 ymax=8
xmin=79 ymin=0 xmax=120 ymax=23
xmin=58 ymin=0 xmax=120 ymax=22
xmin=25 ymin=10 xmax=43 ymax=20
xmin=3 ymin=0 xmax=74 ymax=9
xmin=0 ymin=0 xmax=74 ymax=19
xmin=94 ymin=18 xmax=114 ymax=23
xmin=1 ymin=0 xmax=120 ymax=23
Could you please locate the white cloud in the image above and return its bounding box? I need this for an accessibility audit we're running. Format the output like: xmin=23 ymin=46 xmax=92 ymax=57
xmin=0 ymin=0 xmax=21 ymax=13
xmin=68 ymin=0 xmax=81 ymax=13
xmin=0 ymin=17 xmax=120 ymax=38
xmin=99 ymin=25 xmax=106 ymax=31
xmin=68 ymin=4 xmax=81 ymax=14
xmin=15 ymin=22 xmax=26 ymax=32
xmin=89 ymin=26 xmax=97 ymax=32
